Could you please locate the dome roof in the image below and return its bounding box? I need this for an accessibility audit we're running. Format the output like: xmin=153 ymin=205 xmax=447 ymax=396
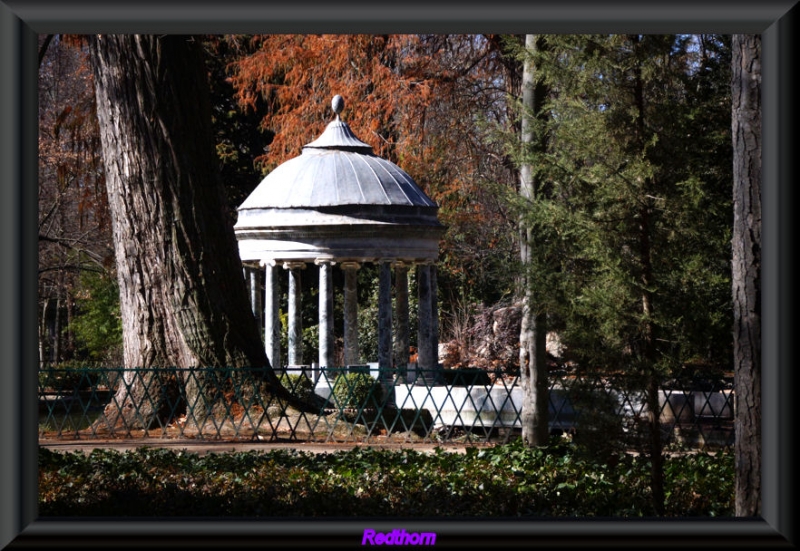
xmin=234 ymin=96 xmax=444 ymax=264
xmin=238 ymin=104 xmax=436 ymax=210
xmin=238 ymin=146 xmax=437 ymax=210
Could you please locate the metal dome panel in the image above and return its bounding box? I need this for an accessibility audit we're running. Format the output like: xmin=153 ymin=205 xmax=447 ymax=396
xmin=238 ymin=148 xmax=437 ymax=210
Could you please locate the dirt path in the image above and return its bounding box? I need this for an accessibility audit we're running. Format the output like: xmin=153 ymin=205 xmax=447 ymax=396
xmin=39 ymin=405 xmax=501 ymax=456
xmin=39 ymin=439 xmax=475 ymax=456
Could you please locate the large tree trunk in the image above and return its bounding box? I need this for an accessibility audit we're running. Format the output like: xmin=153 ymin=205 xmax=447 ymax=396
xmin=88 ymin=35 xmax=283 ymax=429
xmin=518 ymin=34 xmax=550 ymax=447
xmin=731 ymin=33 xmax=761 ymax=518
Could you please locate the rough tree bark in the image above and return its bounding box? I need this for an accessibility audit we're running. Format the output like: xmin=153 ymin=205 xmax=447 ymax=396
xmin=518 ymin=34 xmax=550 ymax=447
xmin=731 ymin=33 xmax=761 ymax=518
xmin=88 ymin=35 xmax=290 ymax=429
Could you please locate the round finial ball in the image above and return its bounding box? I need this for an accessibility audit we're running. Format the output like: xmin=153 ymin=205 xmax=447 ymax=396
xmin=331 ymin=95 xmax=344 ymax=115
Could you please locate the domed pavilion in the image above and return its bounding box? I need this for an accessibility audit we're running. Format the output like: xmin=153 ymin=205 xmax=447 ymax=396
xmin=234 ymin=96 xmax=445 ymax=383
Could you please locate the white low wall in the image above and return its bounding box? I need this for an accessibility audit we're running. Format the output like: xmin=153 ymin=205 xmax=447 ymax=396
xmin=394 ymin=385 xmax=524 ymax=428
xmin=312 ymin=372 xmax=734 ymax=430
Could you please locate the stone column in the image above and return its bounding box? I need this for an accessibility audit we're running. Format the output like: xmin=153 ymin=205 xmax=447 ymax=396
xmin=417 ymin=262 xmax=437 ymax=382
xmin=341 ymin=261 xmax=360 ymax=366
xmin=284 ymin=262 xmax=305 ymax=366
xmin=263 ymin=260 xmax=281 ymax=369
xmin=393 ymin=261 xmax=410 ymax=381
xmin=378 ymin=260 xmax=393 ymax=382
xmin=248 ymin=267 xmax=262 ymax=333
xmin=431 ymin=263 xmax=439 ymax=364
xmin=316 ymin=259 xmax=335 ymax=369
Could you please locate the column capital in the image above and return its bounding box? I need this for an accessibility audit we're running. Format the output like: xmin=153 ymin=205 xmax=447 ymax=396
xmin=340 ymin=261 xmax=361 ymax=271
xmin=314 ymin=258 xmax=336 ymax=267
xmin=392 ymin=260 xmax=413 ymax=270
xmin=283 ymin=261 xmax=306 ymax=271
xmin=260 ymin=258 xmax=279 ymax=268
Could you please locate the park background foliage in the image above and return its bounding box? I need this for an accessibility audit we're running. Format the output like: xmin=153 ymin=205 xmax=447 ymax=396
xmin=39 ymin=34 xmax=732 ymax=382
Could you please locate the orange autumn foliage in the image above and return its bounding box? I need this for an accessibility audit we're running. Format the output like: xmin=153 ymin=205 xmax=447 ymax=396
xmin=229 ymin=34 xmax=432 ymax=170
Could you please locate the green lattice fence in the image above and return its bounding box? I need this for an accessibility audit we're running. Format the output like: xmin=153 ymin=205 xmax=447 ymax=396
xmin=38 ymin=363 xmax=734 ymax=450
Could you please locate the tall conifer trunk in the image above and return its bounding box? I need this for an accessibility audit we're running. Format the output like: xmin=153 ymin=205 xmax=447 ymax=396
xmin=731 ymin=33 xmax=761 ymax=518
xmin=630 ymin=34 xmax=664 ymax=516
xmin=88 ymin=35 xmax=283 ymax=429
xmin=518 ymin=34 xmax=550 ymax=447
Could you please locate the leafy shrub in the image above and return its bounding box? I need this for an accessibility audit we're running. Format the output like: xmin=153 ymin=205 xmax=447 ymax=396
xmin=38 ymin=360 xmax=105 ymax=393
xmin=69 ymin=271 xmax=123 ymax=364
xmin=332 ymin=373 xmax=383 ymax=409
xmin=568 ymin=380 xmax=626 ymax=460
xmin=277 ymin=372 xmax=315 ymax=402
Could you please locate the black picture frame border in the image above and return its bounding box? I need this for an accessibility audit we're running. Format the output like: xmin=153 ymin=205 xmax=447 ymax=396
xmin=2 ymin=1 xmax=796 ymax=548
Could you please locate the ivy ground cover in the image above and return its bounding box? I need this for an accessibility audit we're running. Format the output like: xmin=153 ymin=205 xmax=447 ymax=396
xmin=39 ymin=441 xmax=733 ymax=518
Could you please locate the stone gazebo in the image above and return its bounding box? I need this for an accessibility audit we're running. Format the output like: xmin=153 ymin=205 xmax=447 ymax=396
xmin=234 ymin=95 xmax=445 ymax=386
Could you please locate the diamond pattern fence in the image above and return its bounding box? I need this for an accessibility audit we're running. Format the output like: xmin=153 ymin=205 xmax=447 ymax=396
xmin=38 ymin=363 xmax=734 ymax=451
